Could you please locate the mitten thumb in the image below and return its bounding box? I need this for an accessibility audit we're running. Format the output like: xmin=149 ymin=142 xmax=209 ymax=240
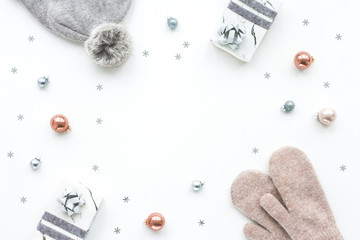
xmin=243 ymin=223 xmax=274 ymax=240
xmin=260 ymin=193 xmax=292 ymax=232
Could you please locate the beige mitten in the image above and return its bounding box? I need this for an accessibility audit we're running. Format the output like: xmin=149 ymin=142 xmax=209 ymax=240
xmin=260 ymin=146 xmax=343 ymax=240
xmin=231 ymin=170 xmax=291 ymax=240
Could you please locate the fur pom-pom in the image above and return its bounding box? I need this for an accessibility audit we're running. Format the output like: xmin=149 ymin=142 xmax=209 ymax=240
xmin=84 ymin=23 xmax=131 ymax=68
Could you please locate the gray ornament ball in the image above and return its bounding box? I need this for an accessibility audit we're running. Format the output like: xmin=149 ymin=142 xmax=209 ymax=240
xmin=37 ymin=76 xmax=49 ymax=88
xmin=192 ymin=180 xmax=204 ymax=192
xmin=30 ymin=158 xmax=41 ymax=170
xmin=167 ymin=17 xmax=178 ymax=30
xmin=282 ymin=100 xmax=295 ymax=112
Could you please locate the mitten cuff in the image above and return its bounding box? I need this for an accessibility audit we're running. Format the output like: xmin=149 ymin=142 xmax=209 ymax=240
xmin=303 ymin=227 xmax=343 ymax=240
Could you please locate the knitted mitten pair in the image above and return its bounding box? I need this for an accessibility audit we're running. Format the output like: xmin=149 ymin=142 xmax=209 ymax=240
xmin=231 ymin=147 xmax=343 ymax=240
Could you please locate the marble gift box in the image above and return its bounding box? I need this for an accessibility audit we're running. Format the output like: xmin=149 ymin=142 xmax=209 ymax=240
xmin=32 ymin=182 xmax=103 ymax=240
xmin=211 ymin=0 xmax=283 ymax=62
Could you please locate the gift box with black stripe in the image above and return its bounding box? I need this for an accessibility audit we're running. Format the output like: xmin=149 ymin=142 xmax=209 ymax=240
xmin=32 ymin=182 xmax=103 ymax=240
xmin=212 ymin=0 xmax=282 ymax=62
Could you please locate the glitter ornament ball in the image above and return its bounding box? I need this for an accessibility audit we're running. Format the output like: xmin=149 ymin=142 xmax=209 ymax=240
xmin=294 ymin=51 xmax=314 ymax=70
xmin=37 ymin=76 xmax=49 ymax=88
xmin=30 ymin=158 xmax=41 ymax=170
xmin=145 ymin=213 xmax=165 ymax=231
xmin=50 ymin=114 xmax=70 ymax=133
xmin=282 ymin=100 xmax=295 ymax=112
xmin=167 ymin=17 xmax=178 ymax=30
xmin=317 ymin=108 xmax=337 ymax=126
xmin=192 ymin=180 xmax=204 ymax=191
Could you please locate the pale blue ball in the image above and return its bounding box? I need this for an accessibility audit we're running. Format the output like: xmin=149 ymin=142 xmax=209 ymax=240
xmin=167 ymin=17 xmax=178 ymax=30
xmin=37 ymin=76 xmax=49 ymax=88
xmin=192 ymin=180 xmax=204 ymax=191
xmin=283 ymin=100 xmax=295 ymax=112
xmin=30 ymin=158 xmax=41 ymax=170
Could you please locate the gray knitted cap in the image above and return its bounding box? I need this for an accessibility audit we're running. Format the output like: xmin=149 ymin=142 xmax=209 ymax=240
xmin=21 ymin=0 xmax=132 ymax=68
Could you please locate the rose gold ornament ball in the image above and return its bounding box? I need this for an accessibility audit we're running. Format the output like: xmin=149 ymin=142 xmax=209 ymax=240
xmin=294 ymin=51 xmax=314 ymax=70
xmin=50 ymin=114 xmax=69 ymax=133
xmin=317 ymin=108 xmax=337 ymax=126
xmin=145 ymin=213 xmax=165 ymax=231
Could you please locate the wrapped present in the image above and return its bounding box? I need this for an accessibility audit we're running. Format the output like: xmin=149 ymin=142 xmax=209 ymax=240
xmin=212 ymin=0 xmax=283 ymax=62
xmin=32 ymin=182 xmax=103 ymax=240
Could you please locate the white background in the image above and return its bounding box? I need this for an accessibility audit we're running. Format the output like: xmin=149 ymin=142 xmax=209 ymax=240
xmin=1 ymin=0 xmax=359 ymax=239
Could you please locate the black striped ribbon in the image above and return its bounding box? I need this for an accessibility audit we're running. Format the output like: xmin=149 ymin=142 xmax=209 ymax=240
xmin=37 ymin=211 xmax=87 ymax=239
xmin=228 ymin=1 xmax=275 ymax=30
xmin=37 ymin=223 xmax=74 ymax=240
xmin=237 ymin=0 xmax=277 ymax=18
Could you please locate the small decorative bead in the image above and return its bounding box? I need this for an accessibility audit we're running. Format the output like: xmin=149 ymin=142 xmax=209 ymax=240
xmin=192 ymin=180 xmax=204 ymax=192
xmin=37 ymin=76 xmax=49 ymax=88
xmin=317 ymin=108 xmax=337 ymax=126
xmin=282 ymin=100 xmax=295 ymax=112
xmin=294 ymin=51 xmax=314 ymax=70
xmin=145 ymin=213 xmax=165 ymax=231
xmin=30 ymin=158 xmax=41 ymax=170
xmin=167 ymin=17 xmax=178 ymax=30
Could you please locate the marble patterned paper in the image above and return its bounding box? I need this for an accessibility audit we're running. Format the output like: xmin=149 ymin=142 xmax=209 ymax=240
xmin=32 ymin=182 xmax=103 ymax=240
xmin=212 ymin=0 xmax=283 ymax=62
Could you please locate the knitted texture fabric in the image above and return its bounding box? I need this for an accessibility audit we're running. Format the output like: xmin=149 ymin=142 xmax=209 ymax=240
xmin=20 ymin=0 xmax=131 ymax=42
xmin=20 ymin=0 xmax=132 ymax=68
xmin=260 ymin=146 xmax=343 ymax=240
xmin=231 ymin=170 xmax=291 ymax=240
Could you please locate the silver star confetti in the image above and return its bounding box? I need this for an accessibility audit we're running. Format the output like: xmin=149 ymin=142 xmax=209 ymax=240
xmin=340 ymin=165 xmax=346 ymax=171
xmin=96 ymin=84 xmax=103 ymax=91
xmin=142 ymin=50 xmax=149 ymax=57
xmin=252 ymin=147 xmax=259 ymax=154
xmin=114 ymin=227 xmax=121 ymax=234
xmin=323 ymin=82 xmax=330 ymax=88
xmin=28 ymin=36 xmax=35 ymax=42
xmin=123 ymin=196 xmax=130 ymax=203
xmin=17 ymin=114 xmax=24 ymax=121
xmin=7 ymin=151 xmax=14 ymax=158
xmin=264 ymin=72 xmax=271 ymax=79
xmin=175 ymin=53 xmax=182 ymax=60
xmin=302 ymin=19 xmax=309 ymax=26
xmin=335 ymin=34 xmax=342 ymax=40
xmin=92 ymin=165 xmax=99 ymax=172
xmin=198 ymin=220 xmax=205 ymax=226
xmin=96 ymin=118 xmax=103 ymax=124
xmin=11 ymin=67 xmax=17 ymax=74
xmin=20 ymin=196 xmax=27 ymax=203
xmin=183 ymin=41 xmax=190 ymax=48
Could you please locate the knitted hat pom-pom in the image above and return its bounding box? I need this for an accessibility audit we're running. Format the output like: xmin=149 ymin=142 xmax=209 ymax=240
xmin=84 ymin=23 xmax=131 ymax=68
